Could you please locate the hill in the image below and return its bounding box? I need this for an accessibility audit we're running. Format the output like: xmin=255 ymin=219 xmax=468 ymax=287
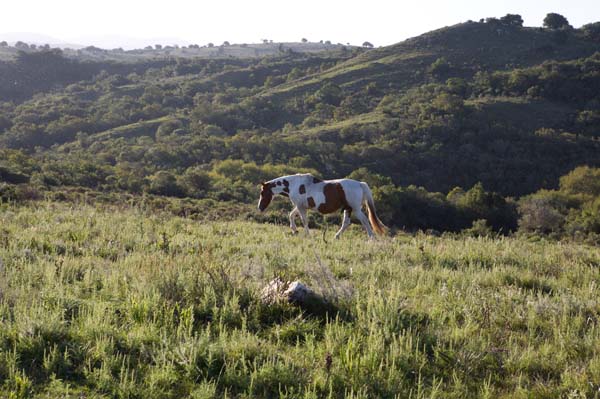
xmin=1 ymin=15 xmax=600 ymax=236
xmin=0 ymin=40 xmax=354 ymax=62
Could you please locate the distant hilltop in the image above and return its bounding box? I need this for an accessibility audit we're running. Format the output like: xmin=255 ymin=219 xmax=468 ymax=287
xmin=0 ymin=34 xmax=361 ymax=62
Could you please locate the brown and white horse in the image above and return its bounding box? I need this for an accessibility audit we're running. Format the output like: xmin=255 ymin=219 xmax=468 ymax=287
xmin=258 ymin=173 xmax=387 ymax=239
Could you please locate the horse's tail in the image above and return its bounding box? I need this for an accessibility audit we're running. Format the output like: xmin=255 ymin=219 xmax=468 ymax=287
xmin=360 ymin=182 xmax=388 ymax=236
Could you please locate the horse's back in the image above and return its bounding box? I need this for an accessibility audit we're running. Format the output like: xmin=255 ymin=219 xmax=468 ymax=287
xmin=322 ymin=178 xmax=365 ymax=208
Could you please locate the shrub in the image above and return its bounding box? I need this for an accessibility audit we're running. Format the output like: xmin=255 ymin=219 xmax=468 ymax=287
xmin=518 ymin=192 xmax=570 ymax=234
xmin=147 ymin=171 xmax=186 ymax=197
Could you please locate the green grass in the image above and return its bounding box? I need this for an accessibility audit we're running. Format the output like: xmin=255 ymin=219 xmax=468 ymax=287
xmin=0 ymin=202 xmax=599 ymax=398
xmin=283 ymin=111 xmax=386 ymax=139
xmin=92 ymin=116 xmax=174 ymax=141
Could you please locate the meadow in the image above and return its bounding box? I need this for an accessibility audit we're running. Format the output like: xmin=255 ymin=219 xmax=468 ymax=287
xmin=0 ymin=202 xmax=599 ymax=398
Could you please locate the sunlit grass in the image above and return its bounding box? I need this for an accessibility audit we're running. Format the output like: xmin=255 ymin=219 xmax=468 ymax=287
xmin=0 ymin=202 xmax=599 ymax=398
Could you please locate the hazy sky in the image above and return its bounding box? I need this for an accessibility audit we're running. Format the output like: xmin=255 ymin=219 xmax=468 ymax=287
xmin=3 ymin=0 xmax=600 ymax=48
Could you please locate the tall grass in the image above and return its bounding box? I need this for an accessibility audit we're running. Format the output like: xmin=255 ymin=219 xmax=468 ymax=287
xmin=0 ymin=202 xmax=599 ymax=398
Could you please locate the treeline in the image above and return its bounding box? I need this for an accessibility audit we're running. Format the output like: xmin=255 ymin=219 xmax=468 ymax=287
xmin=1 ymin=145 xmax=599 ymax=241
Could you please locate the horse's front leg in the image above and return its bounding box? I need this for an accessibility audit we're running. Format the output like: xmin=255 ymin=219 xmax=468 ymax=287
xmin=289 ymin=207 xmax=299 ymax=234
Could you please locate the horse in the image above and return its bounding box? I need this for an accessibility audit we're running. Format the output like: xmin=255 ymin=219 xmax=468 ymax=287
xmin=258 ymin=173 xmax=387 ymax=239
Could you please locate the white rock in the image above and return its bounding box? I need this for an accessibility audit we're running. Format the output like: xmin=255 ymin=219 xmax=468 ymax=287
xmin=284 ymin=281 xmax=313 ymax=303
xmin=261 ymin=278 xmax=317 ymax=305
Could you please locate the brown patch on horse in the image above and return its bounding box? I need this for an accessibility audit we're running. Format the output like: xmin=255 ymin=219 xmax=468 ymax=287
xmin=307 ymin=197 xmax=316 ymax=208
xmin=277 ymin=181 xmax=282 ymax=186
xmin=317 ymin=183 xmax=350 ymax=214
xmin=312 ymin=177 xmax=322 ymax=184
xmin=299 ymin=184 xmax=306 ymax=194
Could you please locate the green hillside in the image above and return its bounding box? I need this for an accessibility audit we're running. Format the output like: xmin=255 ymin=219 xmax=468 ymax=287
xmin=1 ymin=15 xmax=600 ymax=237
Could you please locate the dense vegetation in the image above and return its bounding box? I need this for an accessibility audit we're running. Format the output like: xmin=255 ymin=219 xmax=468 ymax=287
xmin=1 ymin=14 xmax=600 ymax=240
xmin=1 ymin=203 xmax=599 ymax=398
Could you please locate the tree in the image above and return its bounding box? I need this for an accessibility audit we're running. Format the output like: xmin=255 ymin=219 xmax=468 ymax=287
xmin=180 ymin=167 xmax=212 ymax=198
xmin=0 ymin=41 xmax=7 ymax=47
xmin=362 ymin=41 xmax=374 ymax=48
xmin=576 ymin=110 xmax=600 ymax=140
xmin=314 ymin=82 xmax=343 ymax=106
xmin=301 ymin=38 xmax=307 ymax=43
xmin=581 ymin=22 xmax=600 ymax=41
xmin=222 ymin=41 xmax=230 ymax=46
xmin=429 ymin=57 xmax=450 ymax=77
xmin=543 ymin=13 xmax=570 ymax=29
xmin=500 ymin=14 xmax=523 ymax=27
xmin=347 ymin=167 xmax=392 ymax=188
xmin=154 ymin=44 xmax=162 ymax=50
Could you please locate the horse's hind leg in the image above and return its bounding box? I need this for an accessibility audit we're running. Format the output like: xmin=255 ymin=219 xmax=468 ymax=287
xmin=298 ymin=207 xmax=310 ymax=236
xmin=354 ymin=209 xmax=374 ymax=239
xmin=289 ymin=207 xmax=299 ymax=234
xmin=335 ymin=209 xmax=352 ymax=239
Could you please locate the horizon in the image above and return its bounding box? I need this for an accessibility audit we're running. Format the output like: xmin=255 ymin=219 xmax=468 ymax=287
xmin=2 ymin=0 xmax=600 ymax=50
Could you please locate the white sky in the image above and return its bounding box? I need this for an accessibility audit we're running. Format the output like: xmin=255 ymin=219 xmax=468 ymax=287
xmin=2 ymin=0 xmax=600 ymax=48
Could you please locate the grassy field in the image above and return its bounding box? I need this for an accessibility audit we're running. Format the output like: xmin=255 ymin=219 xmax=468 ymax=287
xmin=0 ymin=202 xmax=599 ymax=398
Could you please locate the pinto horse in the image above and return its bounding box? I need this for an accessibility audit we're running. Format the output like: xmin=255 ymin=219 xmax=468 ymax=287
xmin=258 ymin=174 xmax=387 ymax=239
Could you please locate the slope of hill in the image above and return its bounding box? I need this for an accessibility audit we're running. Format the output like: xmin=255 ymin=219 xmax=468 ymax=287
xmin=1 ymin=16 xmax=599 ymax=234
xmin=265 ymin=21 xmax=600 ymax=98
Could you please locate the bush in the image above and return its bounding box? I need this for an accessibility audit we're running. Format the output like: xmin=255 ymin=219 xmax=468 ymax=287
xmin=147 ymin=171 xmax=186 ymax=197
xmin=0 ymin=166 xmax=30 ymax=184
xmin=518 ymin=196 xmax=565 ymax=234
xmin=465 ymin=219 xmax=494 ymax=237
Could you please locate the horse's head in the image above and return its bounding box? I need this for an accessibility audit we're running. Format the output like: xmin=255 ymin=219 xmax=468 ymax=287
xmin=258 ymin=182 xmax=274 ymax=212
